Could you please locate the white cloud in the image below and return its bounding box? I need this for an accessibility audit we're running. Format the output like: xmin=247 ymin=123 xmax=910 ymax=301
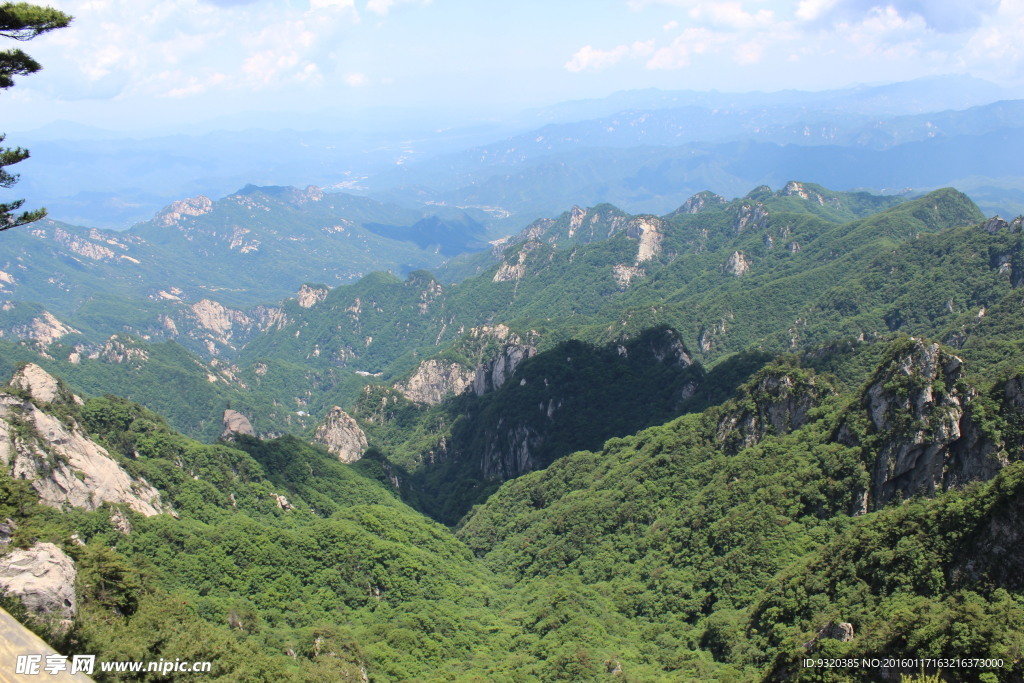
xmin=23 ymin=0 xmax=363 ymax=101
xmin=562 ymin=0 xmax=1020 ymax=86
xmin=565 ymin=40 xmax=657 ymax=72
xmin=345 ymin=72 xmax=368 ymax=86
xmin=366 ymin=0 xmax=430 ymax=16
xmin=565 ymin=45 xmax=631 ymax=72
xmin=163 ymin=71 xmax=227 ymax=97
xmin=646 ymin=27 xmax=730 ymax=69
xmin=311 ymin=0 xmax=354 ymax=9
xmin=688 ymin=2 xmax=773 ymax=30
xmin=795 ymin=0 xmax=837 ymax=22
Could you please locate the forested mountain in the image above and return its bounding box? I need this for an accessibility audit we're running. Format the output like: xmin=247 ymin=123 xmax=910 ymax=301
xmin=0 ymin=182 xmax=491 ymax=312
xmin=3 ymin=176 xmax=1024 ymax=681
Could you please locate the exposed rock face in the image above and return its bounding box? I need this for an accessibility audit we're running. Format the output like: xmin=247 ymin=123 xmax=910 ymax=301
xmin=481 ymin=422 xmax=545 ymax=480
xmin=626 ymin=216 xmax=664 ymax=263
xmin=643 ymin=328 xmax=693 ymax=369
xmin=190 ymin=299 xmax=248 ymax=340
xmin=222 ymin=409 xmax=255 ymax=438
xmin=804 ymin=621 xmax=855 ymax=650
xmin=673 ymin=191 xmax=727 ymax=215
xmin=989 ymin=245 xmax=1024 ymax=288
xmin=313 ymin=407 xmax=368 ymax=463
xmin=949 ymin=478 xmax=1024 ymax=591
xmin=472 ymin=344 xmax=537 ymax=397
xmin=845 ymin=339 xmax=1004 ymax=511
xmin=395 ymin=360 xmax=475 ymax=405
xmin=52 ymin=227 xmax=113 ymax=261
xmin=0 ymin=543 xmax=76 ymax=619
xmin=983 ymin=216 xmax=1010 ymax=234
xmin=732 ymin=201 xmax=769 ymax=233
xmin=780 ymin=181 xmax=842 ymax=208
xmin=493 ymin=240 xmax=539 ymax=282
xmin=155 ymin=195 xmax=213 ymax=227
xmin=717 ymin=370 xmax=830 ymax=454
xmin=174 ymin=301 xmax=287 ymax=355
xmin=567 ymin=205 xmax=586 ymax=238
xmin=612 ymin=264 xmax=646 ymax=289
xmin=697 ymin=314 xmax=733 ymax=354
xmin=0 ymin=368 xmax=165 ymax=516
xmin=10 ymin=364 xmax=82 ymax=406
xmin=272 ymin=494 xmax=295 ymax=511
xmin=724 ymin=251 xmax=751 ymax=276
xmin=981 ymin=215 xmax=1023 ymax=234
xmin=296 ymin=284 xmax=329 ymax=309
xmin=0 ymin=311 xmax=80 ymax=345
xmin=95 ymin=336 xmax=149 ymax=366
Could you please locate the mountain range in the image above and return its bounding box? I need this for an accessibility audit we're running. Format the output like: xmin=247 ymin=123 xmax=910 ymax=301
xmin=13 ymin=76 xmax=1024 ymax=229
xmin=2 ymin=79 xmax=1024 ymax=681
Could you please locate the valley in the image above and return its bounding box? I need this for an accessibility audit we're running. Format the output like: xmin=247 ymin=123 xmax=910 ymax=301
xmin=3 ymin=69 xmax=1024 ymax=681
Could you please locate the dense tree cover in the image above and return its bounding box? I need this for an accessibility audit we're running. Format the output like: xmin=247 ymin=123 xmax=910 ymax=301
xmin=4 ymin=185 xmax=1024 ymax=681
xmin=455 ymin=346 xmax=1023 ymax=680
xmin=351 ymin=327 xmax=706 ymax=523
xmin=222 ymin=186 xmax=985 ymax=438
xmin=5 ymin=331 xmax=1023 ymax=681
xmin=2 ymin=184 xmax=992 ymax=446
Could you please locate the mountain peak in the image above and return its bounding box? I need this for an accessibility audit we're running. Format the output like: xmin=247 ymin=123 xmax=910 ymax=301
xmin=10 ymin=364 xmax=82 ymax=406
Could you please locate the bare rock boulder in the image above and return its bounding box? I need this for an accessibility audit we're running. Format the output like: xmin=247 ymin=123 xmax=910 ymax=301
xmin=222 ymin=409 xmax=255 ymax=439
xmin=313 ymin=407 xmax=368 ymax=464
xmin=0 ymin=543 xmax=76 ymax=619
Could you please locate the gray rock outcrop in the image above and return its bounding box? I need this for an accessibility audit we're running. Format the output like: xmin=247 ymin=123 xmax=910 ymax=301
xmin=395 ymin=360 xmax=475 ymax=405
xmin=0 ymin=543 xmax=77 ymax=619
xmin=313 ymin=407 xmax=368 ymax=463
xmin=732 ymin=201 xmax=769 ymax=233
xmin=296 ymin=284 xmax=329 ymax=309
xmin=724 ymin=251 xmax=751 ymax=276
xmin=717 ymin=370 xmax=831 ymax=454
xmin=843 ymin=339 xmax=1005 ymax=511
xmin=481 ymin=422 xmax=545 ymax=480
xmin=673 ymin=191 xmax=727 ymax=215
xmin=472 ymin=344 xmax=537 ymax=397
xmin=0 ymin=367 xmax=165 ymax=516
xmin=10 ymin=364 xmax=82 ymax=406
xmin=221 ymin=409 xmax=255 ymax=438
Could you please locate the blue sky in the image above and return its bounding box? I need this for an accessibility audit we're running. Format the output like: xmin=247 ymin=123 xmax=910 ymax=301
xmin=6 ymin=0 xmax=1024 ymax=133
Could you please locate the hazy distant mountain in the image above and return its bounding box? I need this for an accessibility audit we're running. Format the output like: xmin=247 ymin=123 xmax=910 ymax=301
xmin=519 ymin=75 xmax=1011 ymax=125
xmin=14 ymin=76 xmax=1020 ymax=229
xmin=364 ymin=101 xmax=1024 ymax=221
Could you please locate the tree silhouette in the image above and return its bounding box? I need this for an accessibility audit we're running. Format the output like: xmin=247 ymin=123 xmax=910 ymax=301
xmin=0 ymin=2 xmax=71 ymax=231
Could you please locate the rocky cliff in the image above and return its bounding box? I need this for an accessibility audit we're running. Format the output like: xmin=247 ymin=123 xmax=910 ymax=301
xmin=470 ymin=344 xmax=537 ymax=397
xmin=0 ymin=365 xmax=166 ymax=517
xmin=394 ymin=359 xmax=476 ymax=405
xmin=222 ymin=409 xmax=256 ymax=439
xmin=840 ymin=339 xmax=1005 ymax=511
xmin=0 ymin=542 xmax=77 ymax=621
xmin=313 ymin=407 xmax=368 ymax=463
xmin=717 ymin=368 xmax=832 ymax=454
xmin=421 ymin=328 xmax=704 ymax=513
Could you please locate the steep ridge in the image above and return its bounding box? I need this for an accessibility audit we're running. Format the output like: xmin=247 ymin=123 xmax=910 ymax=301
xmin=456 ymin=339 xmax=1022 ymax=679
xmin=348 ymin=326 xmax=702 ymax=523
xmin=0 ymin=182 xmax=995 ymax=451
xmin=0 ymin=365 xmax=511 ymax=681
xmin=0 ymin=185 xmax=495 ymax=366
xmin=0 ymin=364 xmax=166 ymax=517
xmin=2 ymin=329 xmax=1023 ymax=679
